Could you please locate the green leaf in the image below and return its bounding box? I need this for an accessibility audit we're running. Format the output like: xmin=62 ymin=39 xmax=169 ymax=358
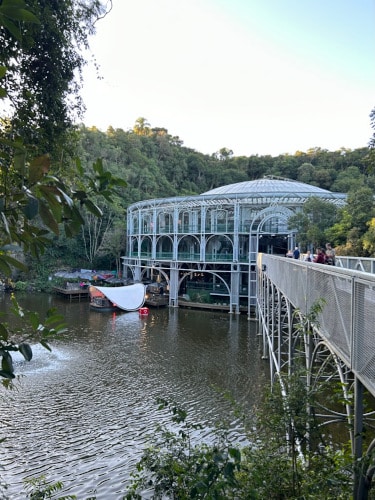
xmin=72 ymin=190 xmax=87 ymax=202
xmin=18 ymin=343 xmax=32 ymax=361
xmin=75 ymin=157 xmax=83 ymax=176
xmin=40 ymin=339 xmax=51 ymax=352
xmin=0 ymin=17 xmax=21 ymax=39
xmin=22 ymin=197 xmax=39 ymax=220
xmin=37 ymin=185 xmax=63 ymax=209
xmin=114 ymin=178 xmax=127 ymax=188
xmin=0 ymin=255 xmax=28 ymax=272
xmin=0 ymin=369 xmax=15 ymax=379
xmin=228 ymin=447 xmax=241 ymax=462
xmin=0 ymin=137 xmax=25 ymax=151
xmin=92 ymin=158 xmax=104 ymax=174
xmin=0 ymin=0 xmax=40 ymax=24
xmin=0 ymin=323 xmax=9 ymax=341
xmin=55 ymin=187 xmax=74 ymax=208
xmin=67 ymin=205 xmax=85 ymax=228
xmin=83 ymin=199 xmax=103 ymax=217
xmin=0 ymin=258 xmax=12 ymax=276
xmin=2 ymin=351 xmax=13 ymax=375
xmin=13 ymin=149 xmax=26 ymax=174
xmin=39 ymin=202 xmax=59 ymax=235
xmin=29 ymin=155 xmax=50 ymax=184
xmin=28 ymin=311 xmax=40 ymax=330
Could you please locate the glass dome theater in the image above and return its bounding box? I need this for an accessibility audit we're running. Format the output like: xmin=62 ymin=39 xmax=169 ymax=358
xmin=123 ymin=176 xmax=345 ymax=315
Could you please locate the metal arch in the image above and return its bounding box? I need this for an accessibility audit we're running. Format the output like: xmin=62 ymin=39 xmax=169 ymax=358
xmin=156 ymin=233 xmax=173 ymax=248
xmin=205 ymin=234 xmax=234 ymax=254
xmin=177 ymin=234 xmax=201 ymax=245
xmin=271 ymin=289 xmax=293 ymax=376
xmin=205 ymin=233 xmax=234 ymax=244
xmin=264 ymin=286 xmax=314 ymax=381
xmin=261 ymin=278 xmax=355 ymax=444
xmin=123 ymin=263 xmax=136 ymax=281
xmin=249 ymin=205 xmax=295 ymax=265
xmin=140 ymin=267 xmax=170 ymax=287
xmin=127 ymin=189 xmax=346 ymax=212
xmin=177 ymin=269 xmax=231 ymax=296
xmin=308 ymin=339 xmax=355 ymax=449
xmin=249 ymin=204 xmax=295 ymax=231
xmin=140 ymin=235 xmax=152 ymax=246
xmin=156 ymin=234 xmax=174 ymax=243
xmin=259 ymin=278 xmax=294 ymax=383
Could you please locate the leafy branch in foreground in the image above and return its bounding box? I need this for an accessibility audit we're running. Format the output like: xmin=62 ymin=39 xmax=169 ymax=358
xmin=125 ymin=398 xmax=242 ymax=500
xmin=124 ymin=388 xmax=354 ymax=499
xmin=23 ymin=475 xmax=76 ymax=500
xmin=0 ymin=0 xmax=125 ymax=384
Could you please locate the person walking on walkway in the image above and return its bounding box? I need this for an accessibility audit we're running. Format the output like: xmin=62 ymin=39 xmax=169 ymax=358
xmin=313 ymin=247 xmax=326 ymax=264
xmin=293 ymin=246 xmax=300 ymax=259
xmin=325 ymin=243 xmax=336 ymax=265
xmin=304 ymin=250 xmax=312 ymax=262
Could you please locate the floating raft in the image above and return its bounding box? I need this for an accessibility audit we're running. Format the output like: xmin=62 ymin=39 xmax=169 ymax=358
xmin=89 ymin=283 xmax=146 ymax=311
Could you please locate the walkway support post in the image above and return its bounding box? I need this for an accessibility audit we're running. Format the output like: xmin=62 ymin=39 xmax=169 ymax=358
xmin=354 ymin=376 xmax=365 ymax=499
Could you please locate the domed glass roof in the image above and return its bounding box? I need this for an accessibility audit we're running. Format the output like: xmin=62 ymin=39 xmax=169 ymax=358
xmin=201 ymin=177 xmax=331 ymax=196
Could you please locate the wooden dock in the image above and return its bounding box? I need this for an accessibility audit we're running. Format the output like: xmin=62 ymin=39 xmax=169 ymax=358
xmin=53 ymin=285 xmax=90 ymax=302
xmin=178 ymin=300 xmax=250 ymax=314
xmin=145 ymin=293 xmax=169 ymax=308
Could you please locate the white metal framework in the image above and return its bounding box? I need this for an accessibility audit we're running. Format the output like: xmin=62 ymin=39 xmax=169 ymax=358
xmin=257 ymin=254 xmax=375 ymax=498
xmin=123 ymin=177 xmax=346 ymax=316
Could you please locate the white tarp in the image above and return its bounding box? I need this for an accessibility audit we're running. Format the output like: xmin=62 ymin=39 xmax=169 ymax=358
xmin=94 ymin=283 xmax=146 ymax=311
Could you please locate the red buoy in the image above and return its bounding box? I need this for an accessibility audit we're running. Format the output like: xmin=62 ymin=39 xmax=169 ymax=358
xmin=139 ymin=307 xmax=149 ymax=315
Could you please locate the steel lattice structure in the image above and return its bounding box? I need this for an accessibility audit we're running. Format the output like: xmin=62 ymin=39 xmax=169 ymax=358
xmin=257 ymin=254 xmax=375 ymax=499
xmin=123 ymin=177 xmax=345 ymax=314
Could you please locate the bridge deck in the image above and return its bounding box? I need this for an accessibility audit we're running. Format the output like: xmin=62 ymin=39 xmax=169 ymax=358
xmin=257 ymin=254 xmax=375 ymax=399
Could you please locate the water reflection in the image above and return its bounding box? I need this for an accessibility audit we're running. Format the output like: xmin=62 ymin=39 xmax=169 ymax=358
xmin=0 ymin=293 xmax=268 ymax=499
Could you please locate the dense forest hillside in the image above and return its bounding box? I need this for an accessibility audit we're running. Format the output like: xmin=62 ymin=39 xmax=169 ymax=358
xmin=78 ymin=118 xmax=373 ymax=204
xmin=22 ymin=117 xmax=375 ymax=281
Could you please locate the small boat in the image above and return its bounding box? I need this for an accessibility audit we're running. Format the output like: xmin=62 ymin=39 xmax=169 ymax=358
xmin=89 ymin=283 xmax=146 ymax=312
xmin=90 ymin=295 xmax=118 ymax=312
xmin=144 ymin=282 xmax=169 ymax=308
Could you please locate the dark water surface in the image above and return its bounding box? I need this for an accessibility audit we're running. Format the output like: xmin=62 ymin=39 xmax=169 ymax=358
xmin=0 ymin=293 xmax=268 ymax=499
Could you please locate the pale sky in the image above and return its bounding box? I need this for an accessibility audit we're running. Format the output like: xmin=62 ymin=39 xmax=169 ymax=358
xmin=81 ymin=0 xmax=375 ymax=157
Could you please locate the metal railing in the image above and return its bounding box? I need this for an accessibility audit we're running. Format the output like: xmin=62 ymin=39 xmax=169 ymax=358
xmin=336 ymin=255 xmax=375 ymax=274
xmin=258 ymin=254 xmax=375 ymax=398
xmin=128 ymin=252 xmax=246 ymax=262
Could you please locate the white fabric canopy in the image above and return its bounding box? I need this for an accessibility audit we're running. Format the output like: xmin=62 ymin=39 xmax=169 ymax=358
xmin=94 ymin=283 xmax=145 ymax=311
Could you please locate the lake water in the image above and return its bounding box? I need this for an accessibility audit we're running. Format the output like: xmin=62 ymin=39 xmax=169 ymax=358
xmin=0 ymin=293 xmax=268 ymax=499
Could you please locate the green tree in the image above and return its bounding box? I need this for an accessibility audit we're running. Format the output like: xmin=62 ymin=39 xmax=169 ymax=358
xmin=346 ymin=187 xmax=375 ymax=234
xmin=297 ymin=162 xmax=314 ymax=184
xmin=362 ymin=218 xmax=375 ymax=256
xmin=330 ymin=165 xmax=365 ymax=193
xmin=125 ymin=387 xmax=353 ymax=499
xmin=366 ymin=106 xmax=375 ymax=173
xmin=0 ymin=0 xmax=110 ymax=156
xmin=125 ymin=303 xmax=354 ymax=499
xmin=133 ymin=117 xmax=152 ymax=137
xmin=329 ymin=187 xmax=375 ymax=255
xmin=0 ymin=1 xmax=127 ymax=381
xmin=80 ymin=194 xmax=125 ymax=267
xmin=288 ymin=197 xmax=338 ymax=250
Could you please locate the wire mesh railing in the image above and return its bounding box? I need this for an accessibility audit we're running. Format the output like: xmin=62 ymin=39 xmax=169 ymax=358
xmin=258 ymin=254 xmax=375 ymax=397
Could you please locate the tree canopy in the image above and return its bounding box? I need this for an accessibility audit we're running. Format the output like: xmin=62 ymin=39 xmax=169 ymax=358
xmin=0 ymin=0 xmax=110 ymax=155
xmin=0 ymin=0 xmax=125 ymax=382
xmin=74 ymin=119 xmax=375 ymax=260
